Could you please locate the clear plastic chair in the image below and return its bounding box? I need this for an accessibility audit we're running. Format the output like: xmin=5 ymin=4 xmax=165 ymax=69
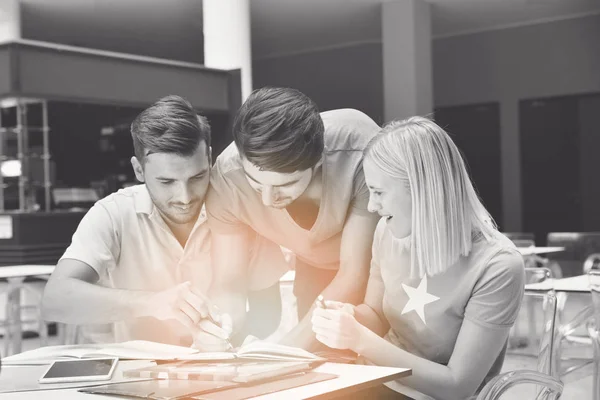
xmin=547 ymin=232 xmax=600 ymax=278
xmin=553 ymin=253 xmax=600 ymax=377
xmin=587 ymin=269 xmax=600 ymax=400
xmin=479 ymin=268 xmax=563 ymax=400
xmin=1 ymin=278 xmax=48 ymax=356
xmin=545 ymin=235 xmax=600 ymax=377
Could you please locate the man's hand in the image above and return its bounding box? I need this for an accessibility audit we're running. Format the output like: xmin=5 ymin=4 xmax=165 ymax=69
xmin=144 ymin=281 xmax=210 ymax=330
xmin=192 ymin=312 xmax=233 ymax=351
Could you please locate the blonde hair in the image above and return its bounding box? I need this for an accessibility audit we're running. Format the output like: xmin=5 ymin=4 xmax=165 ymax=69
xmin=365 ymin=116 xmax=497 ymax=278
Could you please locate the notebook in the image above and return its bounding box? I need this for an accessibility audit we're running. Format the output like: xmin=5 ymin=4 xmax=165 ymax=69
xmin=79 ymin=379 xmax=238 ymax=400
xmin=79 ymin=372 xmax=338 ymax=400
xmin=123 ymin=360 xmax=321 ymax=382
xmin=217 ymin=340 xmax=324 ymax=362
xmin=3 ymin=340 xmax=323 ymax=365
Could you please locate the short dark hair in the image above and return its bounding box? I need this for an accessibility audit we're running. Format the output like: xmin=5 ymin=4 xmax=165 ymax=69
xmin=232 ymin=87 xmax=324 ymax=173
xmin=131 ymin=95 xmax=211 ymax=163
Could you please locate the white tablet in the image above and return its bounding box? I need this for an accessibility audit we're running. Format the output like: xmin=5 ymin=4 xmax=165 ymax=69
xmin=39 ymin=357 xmax=119 ymax=384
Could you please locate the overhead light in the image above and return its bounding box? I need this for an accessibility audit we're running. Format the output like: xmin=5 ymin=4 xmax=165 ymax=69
xmin=1 ymin=159 xmax=21 ymax=177
xmin=0 ymin=97 xmax=45 ymax=108
xmin=0 ymin=98 xmax=18 ymax=108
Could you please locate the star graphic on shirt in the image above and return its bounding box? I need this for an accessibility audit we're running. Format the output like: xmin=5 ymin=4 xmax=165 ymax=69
xmin=401 ymin=275 xmax=440 ymax=325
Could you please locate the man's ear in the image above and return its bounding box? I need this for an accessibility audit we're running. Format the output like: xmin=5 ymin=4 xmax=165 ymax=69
xmin=131 ymin=156 xmax=145 ymax=182
xmin=208 ymin=146 xmax=213 ymax=166
xmin=312 ymin=157 xmax=324 ymax=176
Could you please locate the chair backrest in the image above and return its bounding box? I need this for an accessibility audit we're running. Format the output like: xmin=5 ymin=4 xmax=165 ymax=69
xmin=478 ymin=268 xmax=562 ymax=399
xmin=588 ymin=270 xmax=600 ymax=326
xmin=547 ymin=232 xmax=600 ymax=277
xmin=523 ymin=268 xmax=559 ymax=378
xmin=587 ymin=270 xmax=600 ymax=400
xmin=584 ymin=254 xmax=600 ymax=275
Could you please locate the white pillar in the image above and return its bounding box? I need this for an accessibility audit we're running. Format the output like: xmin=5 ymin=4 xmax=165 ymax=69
xmin=0 ymin=0 xmax=21 ymax=42
xmin=202 ymin=0 xmax=252 ymax=101
xmin=382 ymin=0 xmax=432 ymax=121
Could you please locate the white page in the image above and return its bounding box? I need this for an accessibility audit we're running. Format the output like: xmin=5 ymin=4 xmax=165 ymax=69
xmin=4 ymin=341 xmax=201 ymax=364
xmin=236 ymin=341 xmax=320 ymax=360
xmin=3 ymin=344 xmax=103 ymax=364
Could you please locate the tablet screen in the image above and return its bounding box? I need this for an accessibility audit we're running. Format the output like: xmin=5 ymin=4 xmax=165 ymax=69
xmin=43 ymin=358 xmax=116 ymax=379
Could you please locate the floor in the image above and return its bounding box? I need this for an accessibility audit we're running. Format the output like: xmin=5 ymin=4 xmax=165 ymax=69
xmin=1 ymin=284 xmax=594 ymax=399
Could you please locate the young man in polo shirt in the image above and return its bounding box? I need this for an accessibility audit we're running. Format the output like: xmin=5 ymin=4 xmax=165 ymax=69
xmin=199 ymin=87 xmax=381 ymax=350
xmin=42 ymin=95 xmax=285 ymax=347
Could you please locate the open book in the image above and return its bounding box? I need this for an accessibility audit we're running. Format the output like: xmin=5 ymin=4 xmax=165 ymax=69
xmin=3 ymin=340 xmax=323 ymax=365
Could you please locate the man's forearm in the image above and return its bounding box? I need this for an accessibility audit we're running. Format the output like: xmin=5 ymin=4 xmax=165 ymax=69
xmin=281 ymin=272 xmax=366 ymax=350
xmin=42 ymin=277 xmax=152 ymax=325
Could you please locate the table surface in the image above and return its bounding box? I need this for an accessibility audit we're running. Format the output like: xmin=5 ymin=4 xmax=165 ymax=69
xmin=0 ymin=265 xmax=55 ymax=279
xmin=517 ymin=246 xmax=565 ymax=256
xmin=0 ymin=361 xmax=411 ymax=399
xmin=525 ymin=274 xmax=589 ymax=293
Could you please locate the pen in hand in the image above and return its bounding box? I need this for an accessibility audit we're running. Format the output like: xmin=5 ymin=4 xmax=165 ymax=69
xmin=315 ymin=294 xmax=327 ymax=309
xmin=315 ymin=295 xmax=354 ymax=315
xmin=205 ymin=308 xmax=235 ymax=351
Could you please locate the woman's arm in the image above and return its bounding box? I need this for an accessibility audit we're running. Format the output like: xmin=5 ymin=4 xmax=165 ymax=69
xmin=358 ymin=318 xmax=510 ymax=400
xmin=354 ymin=219 xmax=390 ymax=336
xmin=313 ymin=307 xmax=510 ymax=400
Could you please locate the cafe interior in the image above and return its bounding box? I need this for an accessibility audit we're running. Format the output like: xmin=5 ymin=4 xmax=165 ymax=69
xmin=0 ymin=0 xmax=600 ymax=398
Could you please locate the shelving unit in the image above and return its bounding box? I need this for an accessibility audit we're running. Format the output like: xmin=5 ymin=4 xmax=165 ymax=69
xmin=0 ymin=39 xmax=242 ymax=212
xmin=0 ymin=97 xmax=51 ymax=212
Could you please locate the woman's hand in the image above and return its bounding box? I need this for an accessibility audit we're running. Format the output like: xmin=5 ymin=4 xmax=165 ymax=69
xmin=311 ymin=300 xmax=367 ymax=351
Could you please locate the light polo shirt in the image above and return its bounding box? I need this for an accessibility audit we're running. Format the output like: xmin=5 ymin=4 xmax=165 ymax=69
xmin=366 ymin=219 xmax=525 ymax=396
xmin=206 ymin=109 xmax=381 ymax=271
xmin=60 ymin=184 xmax=213 ymax=345
xmin=62 ymin=185 xmax=287 ymax=345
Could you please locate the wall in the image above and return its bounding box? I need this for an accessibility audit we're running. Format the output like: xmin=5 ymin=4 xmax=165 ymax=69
xmin=433 ymin=14 xmax=600 ymax=231
xmin=254 ymin=14 xmax=600 ymax=231
xmin=433 ymin=14 xmax=600 ymax=106
xmin=253 ymin=43 xmax=384 ymax=124
xmin=579 ymin=95 xmax=600 ymax=231
xmin=19 ymin=0 xmax=204 ymax=64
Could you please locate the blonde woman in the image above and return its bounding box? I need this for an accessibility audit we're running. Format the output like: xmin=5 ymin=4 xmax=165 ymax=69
xmin=311 ymin=116 xmax=525 ymax=400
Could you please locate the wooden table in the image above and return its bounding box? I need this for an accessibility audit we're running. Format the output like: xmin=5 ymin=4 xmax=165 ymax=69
xmin=0 ymin=265 xmax=55 ymax=355
xmin=517 ymin=246 xmax=565 ymax=256
xmin=0 ymin=361 xmax=411 ymax=399
xmin=525 ymin=274 xmax=589 ymax=293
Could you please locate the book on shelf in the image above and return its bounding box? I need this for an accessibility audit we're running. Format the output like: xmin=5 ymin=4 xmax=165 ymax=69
xmin=3 ymin=339 xmax=324 ymax=365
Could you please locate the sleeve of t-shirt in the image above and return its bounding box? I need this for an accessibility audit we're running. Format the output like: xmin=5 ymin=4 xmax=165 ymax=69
xmin=205 ymin=162 xmax=247 ymax=234
xmin=60 ymin=202 xmax=121 ymax=277
xmin=464 ymin=249 xmax=525 ymax=329
xmin=349 ymin=162 xmax=372 ymax=216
